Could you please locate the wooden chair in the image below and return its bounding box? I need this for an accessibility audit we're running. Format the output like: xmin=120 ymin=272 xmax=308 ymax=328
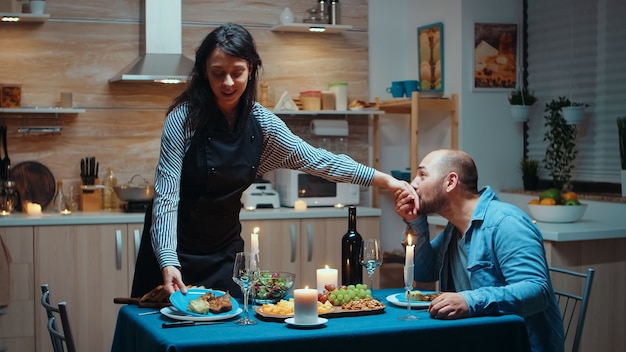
xmin=40 ymin=284 xmax=77 ymax=352
xmin=549 ymin=267 xmax=595 ymax=352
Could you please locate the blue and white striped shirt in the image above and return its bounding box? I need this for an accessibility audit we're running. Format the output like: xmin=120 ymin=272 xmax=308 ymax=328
xmin=151 ymin=102 xmax=375 ymax=268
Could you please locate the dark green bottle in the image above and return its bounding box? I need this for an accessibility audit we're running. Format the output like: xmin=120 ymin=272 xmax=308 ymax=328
xmin=341 ymin=206 xmax=363 ymax=285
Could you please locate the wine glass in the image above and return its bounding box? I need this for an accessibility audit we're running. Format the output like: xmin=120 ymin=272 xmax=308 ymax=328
xmin=398 ymin=262 xmax=418 ymax=321
xmin=360 ymin=239 xmax=383 ymax=293
xmin=232 ymin=251 xmax=260 ymax=325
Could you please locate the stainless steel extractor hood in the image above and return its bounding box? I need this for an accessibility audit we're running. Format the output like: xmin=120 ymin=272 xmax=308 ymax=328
xmin=110 ymin=0 xmax=194 ymax=84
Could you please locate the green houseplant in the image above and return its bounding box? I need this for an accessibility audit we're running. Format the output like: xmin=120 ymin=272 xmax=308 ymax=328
xmin=519 ymin=158 xmax=540 ymax=191
xmin=544 ymin=97 xmax=578 ymax=190
xmin=508 ymin=88 xmax=538 ymax=122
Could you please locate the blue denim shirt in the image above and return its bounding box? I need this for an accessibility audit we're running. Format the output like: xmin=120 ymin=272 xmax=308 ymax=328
xmin=406 ymin=186 xmax=564 ymax=352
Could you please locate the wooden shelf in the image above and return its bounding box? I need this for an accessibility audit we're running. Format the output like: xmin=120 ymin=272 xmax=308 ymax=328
xmin=0 ymin=13 xmax=49 ymax=23
xmin=271 ymin=23 xmax=352 ymax=33
xmin=0 ymin=107 xmax=85 ymax=114
xmin=372 ymin=92 xmax=459 ymax=206
xmin=273 ymin=109 xmax=382 ymax=116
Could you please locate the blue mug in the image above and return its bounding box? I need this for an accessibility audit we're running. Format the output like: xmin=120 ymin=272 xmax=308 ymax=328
xmin=404 ymin=80 xmax=420 ymax=97
xmin=386 ymin=81 xmax=405 ymax=98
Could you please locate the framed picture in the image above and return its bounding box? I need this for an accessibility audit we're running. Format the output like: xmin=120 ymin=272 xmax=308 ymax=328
xmin=473 ymin=22 xmax=518 ymax=91
xmin=417 ymin=22 xmax=444 ymax=94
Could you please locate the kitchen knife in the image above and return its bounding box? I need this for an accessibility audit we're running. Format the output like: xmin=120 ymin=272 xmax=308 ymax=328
xmin=162 ymin=321 xmax=227 ymax=328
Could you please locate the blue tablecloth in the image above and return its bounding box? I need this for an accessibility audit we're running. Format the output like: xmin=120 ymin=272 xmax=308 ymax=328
xmin=111 ymin=288 xmax=530 ymax=352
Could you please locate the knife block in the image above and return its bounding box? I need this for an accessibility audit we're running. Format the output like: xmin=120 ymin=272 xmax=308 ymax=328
xmin=80 ymin=178 xmax=101 ymax=211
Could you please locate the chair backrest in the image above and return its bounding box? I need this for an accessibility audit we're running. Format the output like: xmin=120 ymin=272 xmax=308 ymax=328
xmin=40 ymin=284 xmax=77 ymax=352
xmin=548 ymin=267 xmax=595 ymax=352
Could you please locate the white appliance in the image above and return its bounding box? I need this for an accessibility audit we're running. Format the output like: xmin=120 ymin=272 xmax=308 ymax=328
xmin=241 ymin=181 xmax=281 ymax=209
xmin=274 ymin=169 xmax=359 ymax=207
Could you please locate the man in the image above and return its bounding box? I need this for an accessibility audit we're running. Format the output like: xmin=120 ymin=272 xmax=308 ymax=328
xmin=394 ymin=149 xmax=564 ymax=352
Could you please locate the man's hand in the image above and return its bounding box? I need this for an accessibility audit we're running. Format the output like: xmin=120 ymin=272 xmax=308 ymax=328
xmin=161 ymin=266 xmax=187 ymax=295
xmin=427 ymin=292 xmax=469 ymax=319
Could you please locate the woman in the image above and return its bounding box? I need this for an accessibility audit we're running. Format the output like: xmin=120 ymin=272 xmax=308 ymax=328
xmin=131 ymin=23 xmax=416 ymax=298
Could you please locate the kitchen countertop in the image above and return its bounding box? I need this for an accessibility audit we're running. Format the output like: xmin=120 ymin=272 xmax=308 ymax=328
xmin=0 ymin=206 xmax=381 ymax=227
xmin=426 ymin=191 xmax=626 ymax=242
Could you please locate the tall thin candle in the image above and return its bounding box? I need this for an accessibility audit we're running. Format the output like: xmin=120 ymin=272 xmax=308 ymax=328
xmin=404 ymin=234 xmax=415 ymax=286
xmin=251 ymin=227 xmax=260 ymax=255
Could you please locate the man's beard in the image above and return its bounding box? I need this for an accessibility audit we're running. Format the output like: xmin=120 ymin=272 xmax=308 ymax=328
xmin=418 ymin=186 xmax=447 ymax=214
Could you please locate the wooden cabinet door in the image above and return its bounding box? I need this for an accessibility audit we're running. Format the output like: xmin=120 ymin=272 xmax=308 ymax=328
xmin=126 ymin=223 xmax=143 ymax=291
xmin=241 ymin=219 xmax=300 ymax=282
xmin=34 ymin=224 xmax=130 ymax=352
xmin=0 ymin=226 xmax=36 ymax=352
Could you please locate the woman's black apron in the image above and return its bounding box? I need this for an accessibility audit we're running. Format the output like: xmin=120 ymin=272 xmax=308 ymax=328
xmin=131 ymin=112 xmax=262 ymax=298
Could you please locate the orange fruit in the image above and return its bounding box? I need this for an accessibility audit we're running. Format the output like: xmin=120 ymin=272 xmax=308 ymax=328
xmin=540 ymin=197 xmax=557 ymax=205
xmin=562 ymin=191 xmax=578 ymax=202
xmin=528 ymin=199 xmax=540 ymax=205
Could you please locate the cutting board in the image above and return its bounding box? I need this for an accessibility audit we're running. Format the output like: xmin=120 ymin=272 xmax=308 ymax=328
xmin=11 ymin=161 xmax=56 ymax=211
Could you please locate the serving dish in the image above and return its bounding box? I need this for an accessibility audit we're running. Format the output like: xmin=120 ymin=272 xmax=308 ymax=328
xmin=160 ymin=306 xmax=243 ymax=322
xmin=254 ymin=302 xmax=385 ymax=321
xmin=527 ymin=204 xmax=588 ymax=223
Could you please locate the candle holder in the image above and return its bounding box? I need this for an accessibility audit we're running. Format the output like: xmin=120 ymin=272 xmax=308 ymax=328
xmin=398 ymin=263 xmax=418 ymax=321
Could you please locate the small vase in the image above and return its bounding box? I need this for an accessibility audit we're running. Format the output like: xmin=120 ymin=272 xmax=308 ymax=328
xmin=562 ymin=106 xmax=585 ymax=125
xmin=622 ymin=170 xmax=626 ymax=197
xmin=29 ymin=0 xmax=45 ymax=15
xmin=279 ymin=7 xmax=294 ymax=24
xmin=522 ymin=175 xmax=539 ymax=191
xmin=510 ymin=105 xmax=531 ymax=122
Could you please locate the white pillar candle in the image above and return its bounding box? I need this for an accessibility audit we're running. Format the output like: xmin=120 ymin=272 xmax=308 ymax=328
xmin=26 ymin=202 xmax=42 ymax=217
xmin=251 ymin=227 xmax=260 ymax=255
xmin=294 ymin=199 xmax=307 ymax=211
xmin=404 ymin=234 xmax=415 ymax=287
xmin=293 ymin=287 xmax=319 ymax=324
xmin=316 ymin=265 xmax=338 ymax=292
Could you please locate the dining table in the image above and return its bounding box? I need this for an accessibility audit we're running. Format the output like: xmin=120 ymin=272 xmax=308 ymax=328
xmin=111 ymin=288 xmax=530 ymax=352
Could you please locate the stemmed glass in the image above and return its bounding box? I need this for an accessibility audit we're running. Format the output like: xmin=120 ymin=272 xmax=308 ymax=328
xmin=360 ymin=239 xmax=383 ymax=294
xmin=398 ymin=261 xmax=418 ymax=321
xmin=232 ymin=251 xmax=260 ymax=325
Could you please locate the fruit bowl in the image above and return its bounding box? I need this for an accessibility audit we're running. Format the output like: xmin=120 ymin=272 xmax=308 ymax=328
xmin=252 ymin=271 xmax=295 ymax=304
xmin=527 ymin=204 xmax=588 ymax=223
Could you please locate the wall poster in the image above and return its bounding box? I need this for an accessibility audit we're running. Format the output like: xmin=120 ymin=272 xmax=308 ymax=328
xmin=473 ymin=22 xmax=518 ymax=91
xmin=417 ymin=22 xmax=444 ymax=94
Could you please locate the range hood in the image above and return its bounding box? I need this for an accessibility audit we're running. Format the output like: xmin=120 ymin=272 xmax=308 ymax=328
xmin=109 ymin=0 xmax=194 ymax=84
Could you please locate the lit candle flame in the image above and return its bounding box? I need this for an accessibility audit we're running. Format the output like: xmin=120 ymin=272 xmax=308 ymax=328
xmin=406 ymin=233 xmax=413 ymax=246
xmin=253 ymin=227 xmax=260 ymax=234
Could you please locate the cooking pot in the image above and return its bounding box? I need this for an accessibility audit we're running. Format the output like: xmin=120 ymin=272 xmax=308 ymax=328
xmin=113 ymin=174 xmax=155 ymax=202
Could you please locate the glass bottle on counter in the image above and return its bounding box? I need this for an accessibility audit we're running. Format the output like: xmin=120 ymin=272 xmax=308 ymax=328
xmin=102 ymin=166 xmax=118 ymax=211
xmin=54 ymin=180 xmax=67 ymax=212
xmin=341 ymin=206 xmax=363 ymax=285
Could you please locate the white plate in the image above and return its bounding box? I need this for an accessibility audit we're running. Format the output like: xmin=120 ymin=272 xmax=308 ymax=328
xmin=284 ymin=317 xmax=328 ymax=327
xmin=160 ymin=306 xmax=243 ymax=322
xmin=386 ymin=292 xmax=436 ymax=308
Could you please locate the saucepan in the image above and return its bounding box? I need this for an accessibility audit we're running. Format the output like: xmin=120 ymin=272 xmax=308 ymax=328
xmin=82 ymin=174 xmax=155 ymax=202
xmin=113 ymin=174 xmax=155 ymax=202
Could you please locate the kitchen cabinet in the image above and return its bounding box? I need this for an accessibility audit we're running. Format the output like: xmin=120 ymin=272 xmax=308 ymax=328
xmin=372 ymin=92 xmax=458 ymax=206
xmin=0 ymin=226 xmax=35 ymax=352
xmin=33 ymin=223 xmax=140 ymax=352
xmin=241 ymin=214 xmax=380 ymax=290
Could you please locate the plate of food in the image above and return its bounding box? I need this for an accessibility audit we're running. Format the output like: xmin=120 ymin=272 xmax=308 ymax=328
xmin=167 ymin=288 xmax=240 ymax=319
xmin=386 ymin=290 xmax=441 ymax=308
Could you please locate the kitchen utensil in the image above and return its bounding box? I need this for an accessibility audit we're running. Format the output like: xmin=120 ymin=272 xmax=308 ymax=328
xmin=11 ymin=161 xmax=56 ymax=211
xmin=113 ymin=174 xmax=155 ymax=202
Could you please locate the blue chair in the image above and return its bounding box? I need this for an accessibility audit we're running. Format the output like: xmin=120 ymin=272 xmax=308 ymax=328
xmin=549 ymin=267 xmax=595 ymax=352
xmin=40 ymin=284 xmax=76 ymax=352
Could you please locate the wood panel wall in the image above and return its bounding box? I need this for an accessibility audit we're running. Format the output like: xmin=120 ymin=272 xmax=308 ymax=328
xmin=0 ymin=0 xmax=370 ymax=210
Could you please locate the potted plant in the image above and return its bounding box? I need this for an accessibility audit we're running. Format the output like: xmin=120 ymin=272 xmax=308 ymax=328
xmin=520 ymin=157 xmax=539 ymax=191
xmin=618 ymin=117 xmax=626 ymax=196
xmin=561 ymin=99 xmax=589 ymax=125
xmin=508 ymin=88 xmax=538 ymax=122
xmin=544 ymin=97 xmax=578 ymax=191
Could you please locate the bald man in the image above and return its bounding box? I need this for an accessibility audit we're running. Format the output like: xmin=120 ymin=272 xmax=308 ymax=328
xmin=394 ymin=149 xmax=564 ymax=352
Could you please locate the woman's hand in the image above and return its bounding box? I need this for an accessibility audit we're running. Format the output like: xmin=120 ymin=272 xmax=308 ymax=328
xmin=162 ymin=266 xmax=188 ymax=295
xmin=373 ymin=171 xmax=419 ymax=216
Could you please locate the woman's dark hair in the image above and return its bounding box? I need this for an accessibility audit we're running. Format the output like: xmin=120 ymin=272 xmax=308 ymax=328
xmin=168 ymin=23 xmax=262 ymax=132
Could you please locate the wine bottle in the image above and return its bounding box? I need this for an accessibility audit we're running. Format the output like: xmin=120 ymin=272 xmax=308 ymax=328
xmin=341 ymin=206 xmax=363 ymax=285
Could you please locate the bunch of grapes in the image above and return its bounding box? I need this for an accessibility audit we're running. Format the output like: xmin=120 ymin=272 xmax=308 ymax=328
xmin=327 ymin=284 xmax=371 ymax=306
